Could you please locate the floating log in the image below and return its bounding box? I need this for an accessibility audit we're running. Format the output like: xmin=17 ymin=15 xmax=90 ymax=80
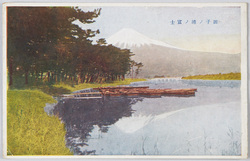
xmin=95 ymin=86 xmax=197 ymax=97
xmin=93 ymin=86 xmax=149 ymax=90
xmin=64 ymin=97 xmax=102 ymax=99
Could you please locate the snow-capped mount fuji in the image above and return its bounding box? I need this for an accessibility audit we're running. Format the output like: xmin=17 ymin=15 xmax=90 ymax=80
xmin=106 ymin=28 xmax=240 ymax=78
xmin=107 ymin=28 xmax=181 ymax=49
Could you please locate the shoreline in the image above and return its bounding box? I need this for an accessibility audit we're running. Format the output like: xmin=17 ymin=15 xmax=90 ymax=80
xmin=6 ymin=78 xmax=146 ymax=155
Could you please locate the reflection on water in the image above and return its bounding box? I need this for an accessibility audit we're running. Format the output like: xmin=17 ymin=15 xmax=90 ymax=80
xmin=54 ymin=96 xmax=143 ymax=154
xmin=54 ymin=79 xmax=241 ymax=155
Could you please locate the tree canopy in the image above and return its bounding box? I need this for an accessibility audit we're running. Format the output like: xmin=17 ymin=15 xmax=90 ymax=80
xmin=7 ymin=7 xmax=139 ymax=86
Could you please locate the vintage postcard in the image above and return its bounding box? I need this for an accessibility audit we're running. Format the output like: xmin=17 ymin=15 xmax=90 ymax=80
xmin=2 ymin=3 xmax=248 ymax=159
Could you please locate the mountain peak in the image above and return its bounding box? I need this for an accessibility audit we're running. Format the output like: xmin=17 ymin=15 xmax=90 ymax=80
xmin=106 ymin=28 xmax=180 ymax=49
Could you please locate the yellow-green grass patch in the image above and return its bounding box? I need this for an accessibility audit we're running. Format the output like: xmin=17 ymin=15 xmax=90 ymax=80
xmin=182 ymin=73 xmax=241 ymax=80
xmin=7 ymin=90 xmax=72 ymax=155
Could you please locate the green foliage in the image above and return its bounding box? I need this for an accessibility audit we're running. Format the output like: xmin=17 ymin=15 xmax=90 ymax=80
xmin=129 ymin=60 xmax=143 ymax=78
xmin=7 ymin=90 xmax=72 ymax=155
xmin=7 ymin=6 xmax=100 ymax=85
xmin=182 ymin=72 xmax=241 ymax=80
xmin=7 ymin=7 xmax=138 ymax=86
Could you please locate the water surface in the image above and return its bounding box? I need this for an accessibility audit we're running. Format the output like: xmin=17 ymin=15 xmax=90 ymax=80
xmin=54 ymin=79 xmax=241 ymax=155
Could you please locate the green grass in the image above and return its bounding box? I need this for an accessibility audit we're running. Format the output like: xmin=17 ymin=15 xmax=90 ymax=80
xmin=7 ymin=90 xmax=72 ymax=155
xmin=182 ymin=72 xmax=241 ymax=80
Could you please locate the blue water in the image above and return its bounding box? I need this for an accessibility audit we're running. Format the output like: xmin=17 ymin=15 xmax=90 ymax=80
xmin=54 ymin=79 xmax=241 ymax=156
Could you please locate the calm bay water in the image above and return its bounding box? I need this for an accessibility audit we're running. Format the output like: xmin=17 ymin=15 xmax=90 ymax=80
xmin=53 ymin=79 xmax=241 ymax=155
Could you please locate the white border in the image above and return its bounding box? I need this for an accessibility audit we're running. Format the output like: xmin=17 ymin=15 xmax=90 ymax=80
xmin=241 ymin=3 xmax=248 ymax=159
xmin=2 ymin=2 xmax=248 ymax=159
xmin=1 ymin=2 xmax=248 ymax=7
xmin=2 ymin=3 xmax=7 ymax=159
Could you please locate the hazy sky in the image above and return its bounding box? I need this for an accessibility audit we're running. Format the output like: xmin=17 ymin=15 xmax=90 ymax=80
xmin=75 ymin=5 xmax=241 ymax=54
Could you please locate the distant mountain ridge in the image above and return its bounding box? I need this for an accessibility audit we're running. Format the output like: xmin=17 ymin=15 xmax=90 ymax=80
xmin=107 ymin=28 xmax=241 ymax=78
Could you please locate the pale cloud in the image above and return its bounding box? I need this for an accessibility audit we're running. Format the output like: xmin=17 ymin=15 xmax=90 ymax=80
xmin=77 ymin=5 xmax=241 ymax=54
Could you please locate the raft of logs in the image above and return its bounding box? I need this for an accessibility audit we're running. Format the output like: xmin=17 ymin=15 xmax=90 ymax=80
xmin=61 ymin=86 xmax=197 ymax=98
xmin=93 ymin=86 xmax=197 ymax=97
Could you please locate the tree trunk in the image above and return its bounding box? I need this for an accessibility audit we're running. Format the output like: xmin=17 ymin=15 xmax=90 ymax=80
xmin=55 ymin=72 xmax=57 ymax=83
xmin=47 ymin=72 xmax=50 ymax=82
xmin=73 ymin=75 xmax=77 ymax=84
xmin=40 ymin=72 xmax=43 ymax=80
xmin=111 ymin=75 xmax=115 ymax=81
xmin=8 ymin=57 xmax=13 ymax=86
xmin=107 ymin=74 xmax=110 ymax=82
xmin=131 ymin=67 xmax=134 ymax=79
xmin=78 ymin=74 xmax=81 ymax=84
xmin=51 ymin=72 xmax=54 ymax=82
xmin=85 ymin=75 xmax=89 ymax=83
xmin=89 ymin=75 xmax=94 ymax=83
xmin=25 ymin=70 xmax=29 ymax=84
xmin=99 ymin=77 xmax=103 ymax=84
xmin=81 ymin=74 xmax=85 ymax=83
xmin=61 ymin=73 xmax=64 ymax=82
xmin=57 ymin=73 xmax=60 ymax=83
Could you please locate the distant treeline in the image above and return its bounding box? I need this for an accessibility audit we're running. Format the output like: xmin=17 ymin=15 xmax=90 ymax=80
xmin=7 ymin=7 xmax=142 ymax=86
xmin=182 ymin=72 xmax=241 ymax=80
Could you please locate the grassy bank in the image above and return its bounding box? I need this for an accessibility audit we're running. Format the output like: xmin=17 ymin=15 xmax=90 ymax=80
xmin=7 ymin=78 xmax=146 ymax=155
xmin=7 ymin=90 xmax=72 ymax=155
xmin=182 ymin=73 xmax=241 ymax=80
